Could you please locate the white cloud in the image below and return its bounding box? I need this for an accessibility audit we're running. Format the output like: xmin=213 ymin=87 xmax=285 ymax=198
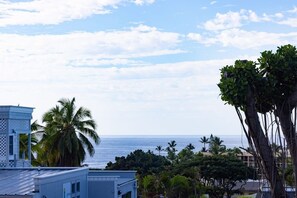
xmin=278 ymin=18 xmax=297 ymax=27
xmin=203 ymin=9 xmax=260 ymax=31
xmin=210 ymin=1 xmax=216 ymax=5
xmin=188 ymin=29 xmax=297 ymax=49
xmin=0 ymin=38 xmax=239 ymax=134
xmin=274 ymin=13 xmax=284 ymax=19
xmin=0 ymin=0 xmax=156 ymax=26
xmin=288 ymin=7 xmax=297 ymax=13
xmin=132 ymin=0 xmax=155 ymax=5
xmin=0 ymin=25 xmax=182 ymax=70
xmin=187 ymin=33 xmax=202 ymax=42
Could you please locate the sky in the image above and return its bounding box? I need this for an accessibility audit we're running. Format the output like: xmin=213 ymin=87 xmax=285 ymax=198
xmin=1 ymin=0 xmax=297 ymax=136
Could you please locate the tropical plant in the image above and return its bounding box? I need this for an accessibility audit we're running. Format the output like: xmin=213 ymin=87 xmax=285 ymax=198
xmin=166 ymin=140 xmax=178 ymax=162
xmin=38 ymin=97 xmax=100 ymax=167
xmin=209 ymin=136 xmax=226 ymax=155
xmin=169 ymin=175 xmax=190 ymax=198
xmin=199 ymin=136 xmax=209 ymax=152
xmin=196 ymin=155 xmax=255 ymax=198
xmin=155 ymin=145 xmax=164 ymax=155
xmin=106 ymin=149 xmax=170 ymax=175
xmin=143 ymin=175 xmax=158 ymax=197
xmin=186 ymin=143 xmax=195 ymax=150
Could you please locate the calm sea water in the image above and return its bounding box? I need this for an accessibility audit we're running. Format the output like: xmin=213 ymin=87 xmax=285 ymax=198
xmin=84 ymin=135 xmax=248 ymax=168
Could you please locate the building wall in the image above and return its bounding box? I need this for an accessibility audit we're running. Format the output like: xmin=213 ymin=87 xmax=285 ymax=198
xmin=118 ymin=180 xmax=137 ymax=198
xmin=88 ymin=171 xmax=137 ymax=198
xmin=33 ymin=168 xmax=88 ymax=198
xmin=89 ymin=180 xmax=116 ymax=198
xmin=0 ymin=106 xmax=33 ymax=168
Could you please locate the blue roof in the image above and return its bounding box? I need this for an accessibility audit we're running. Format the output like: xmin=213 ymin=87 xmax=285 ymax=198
xmin=0 ymin=168 xmax=74 ymax=195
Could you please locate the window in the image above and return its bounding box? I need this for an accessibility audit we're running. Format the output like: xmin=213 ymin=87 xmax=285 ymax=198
xmin=76 ymin=182 xmax=80 ymax=192
xmin=71 ymin=183 xmax=75 ymax=194
xmin=70 ymin=181 xmax=80 ymax=198
xmin=122 ymin=192 xmax=132 ymax=198
xmin=9 ymin=136 xmax=13 ymax=155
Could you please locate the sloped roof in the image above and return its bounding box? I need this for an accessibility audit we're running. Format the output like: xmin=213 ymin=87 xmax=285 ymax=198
xmin=0 ymin=168 xmax=74 ymax=196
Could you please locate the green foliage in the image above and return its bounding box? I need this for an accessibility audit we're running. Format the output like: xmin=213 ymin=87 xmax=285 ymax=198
xmin=107 ymin=139 xmax=255 ymax=198
xmin=285 ymin=165 xmax=294 ymax=186
xmin=218 ymin=60 xmax=262 ymax=110
xmin=189 ymin=155 xmax=254 ymax=198
xmin=177 ymin=147 xmax=194 ymax=161
xmin=169 ymin=175 xmax=190 ymax=198
xmin=105 ymin=149 xmax=170 ymax=175
xmin=258 ymin=44 xmax=297 ymax=104
xmin=219 ymin=44 xmax=297 ymax=113
xmin=37 ymin=97 xmax=99 ymax=167
xmin=143 ymin=175 xmax=157 ymax=196
xmin=200 ymin=136 xmax=210 ymax=152
xmin=209 ymin=136 xmax=226 ymax=155
xmin=166 ymin=140 xmax=178 ymax=162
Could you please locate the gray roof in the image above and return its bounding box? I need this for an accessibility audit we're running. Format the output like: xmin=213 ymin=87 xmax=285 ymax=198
xmin=235 ymin=180 xmax=261 ymax=193
xmin=0 ymin=168 xmax=74 ymax=196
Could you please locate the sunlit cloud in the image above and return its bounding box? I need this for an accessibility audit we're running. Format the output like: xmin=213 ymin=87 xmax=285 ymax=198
xmin=203 ymin=9 xmax=260 ymax=31
xmin=132 ymin=0 xmax=155 ymax=5
xmin=0 ymin=0 xmax=156 ymax=26
xmin=188 ymin=28 xmax=297 ymax=49
xmin=0 ymin=25 xmax=183 ymax=73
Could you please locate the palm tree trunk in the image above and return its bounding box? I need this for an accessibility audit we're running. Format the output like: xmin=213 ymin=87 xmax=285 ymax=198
xmin=244 ymin=87 xmax=285 ymax=198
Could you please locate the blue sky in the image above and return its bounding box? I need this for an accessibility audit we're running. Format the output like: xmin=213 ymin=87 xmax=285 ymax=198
xmin=1 ymin=0 xmax=297 ymax=135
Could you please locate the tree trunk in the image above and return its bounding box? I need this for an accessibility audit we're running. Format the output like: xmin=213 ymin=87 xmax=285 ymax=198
xmin=244 ymin=87 xmax=286 ymax=198
xmin=277 ymin=103 xmax=297 ymax=195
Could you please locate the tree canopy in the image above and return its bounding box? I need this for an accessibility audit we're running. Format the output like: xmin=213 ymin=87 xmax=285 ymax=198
xmin=107 ymin=141 xmax=255 ymax=198
xmin=37 ymin=97 xmax=100 ymax=166
xmin=218 ymin=44 xmax=297 ymax=197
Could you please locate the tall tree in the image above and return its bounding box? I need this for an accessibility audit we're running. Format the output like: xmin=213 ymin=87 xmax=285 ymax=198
xmin=186 ymin=143 xmax=195 ymax=151
xmin=196 ymin=155 xmax=255 ymax=198
xmin=217 ymin=45 xmax=297 ymax=197
xmin=209 ymin=136 xmax=226 ymax=155
xmin=39 ymin=97 xmax=100 ymax=167
xmin=166 ymin=140 xmax=177 ymax=162
xmin=199 ymin=136 xmax=209 ymax=152
xmin=155 ymin=145 xmax=164 ymax=155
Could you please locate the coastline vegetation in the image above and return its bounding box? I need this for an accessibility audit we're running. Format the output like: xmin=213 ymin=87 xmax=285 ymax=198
xmin=106 ymin=135 xmax=257 ymax=198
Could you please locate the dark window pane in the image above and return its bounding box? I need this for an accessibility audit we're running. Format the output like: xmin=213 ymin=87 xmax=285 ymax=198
xmin=76 ymin=182 xmax=80 ymax=192
xmin=72 ymin=183 xmax=75 ymax=193
xmin=9 ymin=136 xmax=13 ymax=155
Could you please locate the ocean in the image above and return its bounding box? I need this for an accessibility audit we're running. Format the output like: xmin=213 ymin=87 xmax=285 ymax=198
xmin=84 ymin=135 xmax=248 ymax=168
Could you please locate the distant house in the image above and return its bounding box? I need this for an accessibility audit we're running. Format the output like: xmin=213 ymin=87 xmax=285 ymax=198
xmin=0 ymin=106 xmax=137 ymax=198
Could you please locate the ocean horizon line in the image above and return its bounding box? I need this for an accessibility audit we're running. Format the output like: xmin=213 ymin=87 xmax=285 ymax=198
xmin=100 ymin=134 xmax=247 ymax=138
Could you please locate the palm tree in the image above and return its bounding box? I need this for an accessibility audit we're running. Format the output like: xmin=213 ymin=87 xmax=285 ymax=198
xmin=199 ymin=136 xmax=209 ymax=152
xmin=39 ymin=97 xmax=100 ymax=167
xmin=155 ymin=145 xmax=164 ymax=155
xmin=186 ymin=143 xmax=195 ymax=151
xmin=209 ymin=136 xmax=226 ymax=155
xmin=211 ymin=136 xmax=223 ymax=146
xmin=166 ymin=140 xmax=177 ymax=162
xmin=166 ymin=140 xmax=177 ymax=153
